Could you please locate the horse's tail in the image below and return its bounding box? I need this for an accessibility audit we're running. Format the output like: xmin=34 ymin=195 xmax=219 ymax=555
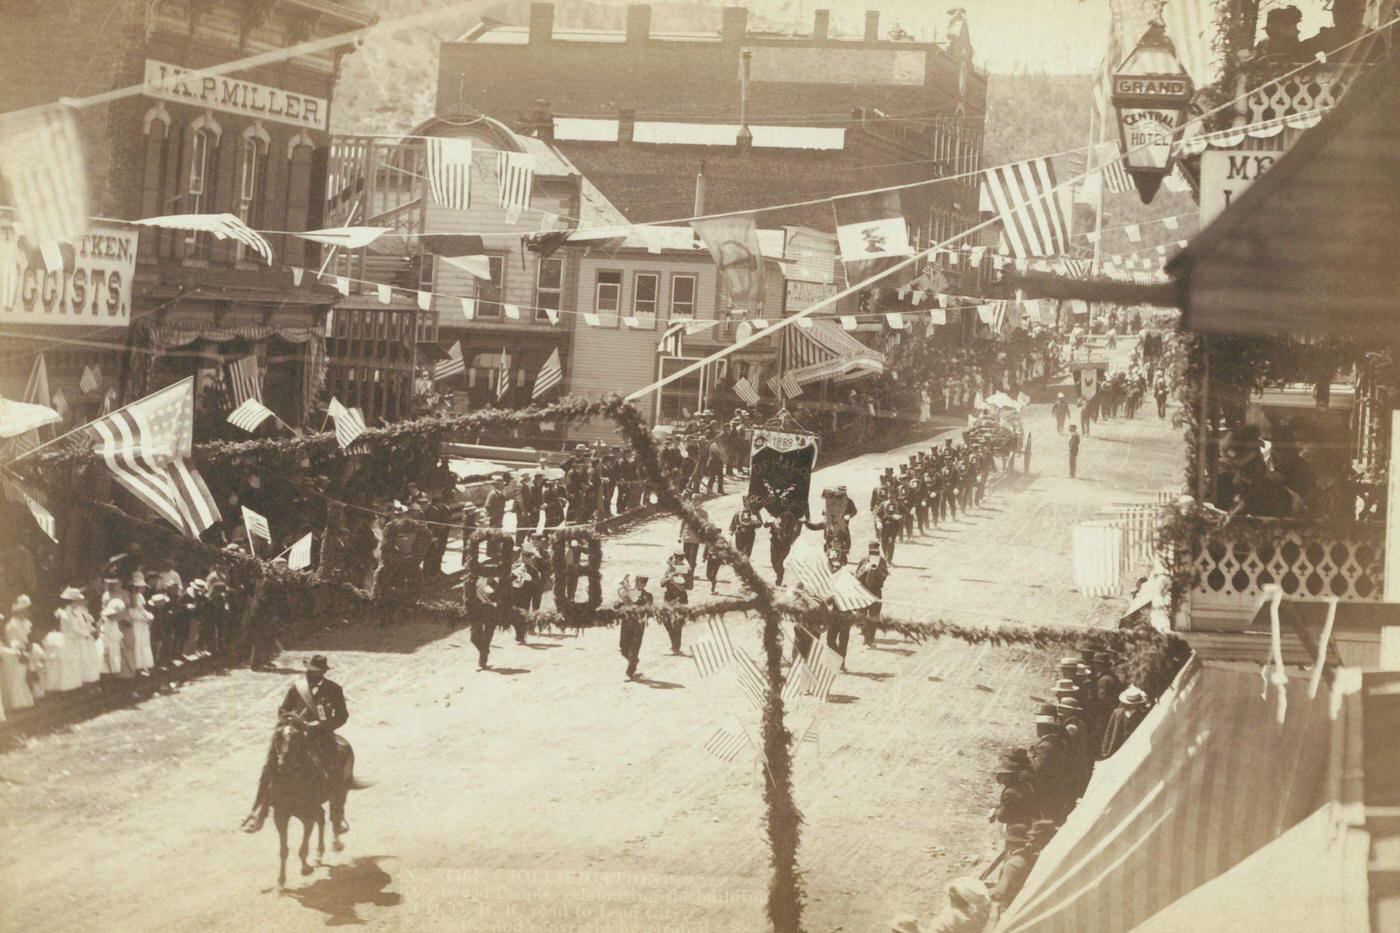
xmin=341 ymin=741 xmax=372 ymax=791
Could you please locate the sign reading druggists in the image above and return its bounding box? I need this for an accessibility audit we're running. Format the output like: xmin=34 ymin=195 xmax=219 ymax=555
xmin=143 ymin=59 xmax=328 ymax=131
xmin=0 ymin=214 xmax=137 ymax=328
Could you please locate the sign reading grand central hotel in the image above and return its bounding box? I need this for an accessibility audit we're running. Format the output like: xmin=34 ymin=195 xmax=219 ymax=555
xmin=143 ymin=59 xmax=327 ymax=131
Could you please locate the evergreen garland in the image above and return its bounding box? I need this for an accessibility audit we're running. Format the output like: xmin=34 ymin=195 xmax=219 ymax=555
xmin=550 ymin=527 xmax=603 ymax=622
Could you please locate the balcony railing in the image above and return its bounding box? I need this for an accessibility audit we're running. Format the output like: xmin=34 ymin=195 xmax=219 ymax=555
xmin=1185 ymin=518 xmax=1386 ymax=629
xmin=1236 ymin=62 xmax=1364 ymax=129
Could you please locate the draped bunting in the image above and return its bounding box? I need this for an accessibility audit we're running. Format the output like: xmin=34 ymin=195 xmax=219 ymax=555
xmin=144 ymin=324 xmax=324 ymax=348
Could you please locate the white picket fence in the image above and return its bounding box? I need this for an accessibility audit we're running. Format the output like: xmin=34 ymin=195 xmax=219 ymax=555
xmin=1073 ymin=493 xmax=1174 ymax=598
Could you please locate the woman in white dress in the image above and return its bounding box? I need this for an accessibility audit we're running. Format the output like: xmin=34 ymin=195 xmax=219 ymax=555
xmin=127 ymin=572 xmax=155 ymax=672
xmin=58 ymin=587 xmax=100 ymax=686
xmin=0 ymin=636 xmax=33 ymax=711
xmin=43 ymin=620 xmax=68 ymax=692
xmin=100 ymin=599 xmax=126 ymax=676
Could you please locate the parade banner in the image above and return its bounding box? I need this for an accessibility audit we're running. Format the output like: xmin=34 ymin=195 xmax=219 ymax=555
xmin=0 ymin=214 xmax=137 ymax=328
xmin=143 ymin=59 xmax=327 ymax=131
xmin=748 ymin=430 xmax=818 ymax=517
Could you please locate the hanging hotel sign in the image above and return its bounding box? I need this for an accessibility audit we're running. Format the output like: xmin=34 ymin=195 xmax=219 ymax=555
xmin=143 ymin=59 xmax=328 ymax=131
xmin=0 ymin=213 xmax=137 ymax=328
xmin=1199 ymin=148 xmax=1286 ymax=225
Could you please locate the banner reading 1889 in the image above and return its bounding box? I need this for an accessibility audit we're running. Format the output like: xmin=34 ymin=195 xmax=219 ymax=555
xmin=0 ymin=214 xmax=138 ymax=328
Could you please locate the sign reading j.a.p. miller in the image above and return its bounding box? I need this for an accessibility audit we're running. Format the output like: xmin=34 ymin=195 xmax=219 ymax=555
xmin=143 ymin=59 xmax=327 ymax=131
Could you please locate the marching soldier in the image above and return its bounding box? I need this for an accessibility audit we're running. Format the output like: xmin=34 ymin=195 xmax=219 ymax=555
xmin=616 ymin=575 xmax=652 ymax=680
xmin=855 ymin=542 xmax=889 ymax=647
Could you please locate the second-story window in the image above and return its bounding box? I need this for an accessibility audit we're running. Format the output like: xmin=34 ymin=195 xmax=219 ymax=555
xmin=595 ymin=270 xmax=622 ymax=326
xmin=237 ymin=132 xmax=268 ymax=262
xmin=632 ymin=271 xmax=658 ymax=327
xmin=185 ymin=126 xmax=220 ymax=260
xmin=535 ymin=256 xmax=564 ymax=322
xmin=670 ymin=274 xmax=696 ymax=319
xmin=477 ymin=256 xmax=506 ymax=318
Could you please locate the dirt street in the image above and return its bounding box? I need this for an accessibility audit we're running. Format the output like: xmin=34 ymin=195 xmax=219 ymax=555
xmin=0 ymin=341 xmax=1181 ymax=932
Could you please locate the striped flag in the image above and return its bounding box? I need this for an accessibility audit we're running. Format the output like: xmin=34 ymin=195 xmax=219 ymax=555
xmin=287 ymin=532 xmax=313 ymax=570
xmin=782 ymin=657 xmax=810 ymax=704
xmin=79 ymin=365 xmax=101 ymax=394
xmin=497 ymin=151 xmax=535 ymax=225
xmin=327 ymin=396 xmax=367 ymax=449
xmin=227 ymin=354 xmax=261 ymax=406
xmin=732 ymin=647 xmax=768 ymax=712
xmin=658 ymin=320 xmax=686 ymax=357
xmin=2 ymin=475 xmax=57 ymax=542
xmin=1102 ymin=157 xmax=1133 ymax=194
xmin=426 ymin=137 xmax=472 ymax=210
xmin=241 ymin=505 xmax=272 ymax=544
xmin=807 ymin=642 xmax=841 ymax=702
xmin=733 ymin=377 xmax=759 ymax=407
xmin=434 ymin=341 xmax=465 ymax=382
xmin=703 ymin=722 xmax=752 ymax=763
xmin=1061 ymin=258 xmax=1092 ymax=280
xmin=0 ymin=105 xmax=89 ymax=247
xmin=227 ymin=397 xmax=275 ymax=433
xmin=66 ymin=378 xmax=220 ymax=537
xmin=131 ymin=214 xmax=273 ymax=265
xmin=531 ymin=347 xmax=563 ymax=400
xmin=796 ymin=715 xmax=820 ymax=754
xmin=22 ymin=354 xmax=51 ymax=408
xmin=981 ymin=158 xmax=1071 ymax=258
xmin=692 ymin=618 xmax=736 ymax=678
xmin=787 ymin=550 xmax=876 ymax=612
xmin=496 ymin=348 xmax=512 ymax=402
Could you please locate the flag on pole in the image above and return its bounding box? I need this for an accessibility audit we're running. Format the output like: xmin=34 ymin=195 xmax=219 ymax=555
xmin=241 ymin=505 xmax=272 ymax=544
xmin=692 ymin=618 xmax=736 ymax=677
xmin=0 ymin=105 xmax=89 ymax=247
xmin=425 ymin=138 xmax=472 ymax=209
xmin=327 ymin=396 xmax=367 ymax=448
xmin=287 ymin=532 xmax=313 ymax=570
xmin=79 ymin=365 xmax=101 ymax=394
xmin=435 ymin=341 xmax=465 ymax=381
xmin=496 ymin=348 xmax=512 ymax=402
xmin=227 ymin=354 xmax=261 ymax=406
xmin=497 ymin=151 xmax=535 ymax=224
xmin=691 ymin=213 xmax=765 ymax=305
xmin=703 ymin=722 xmax=752 ymax=763
xmin=733 ymin=377 xmax=760 ymax=407
xmin=981 ymin=158 xmax=1071 ymax=258
xmin=807 ymin=642 xmax=841 ymax=702
xmin=22 ymin=354 xmax=51 ymax=408
xmin=782 ymin=657 xmax=810 ymax=705
xmin=227 ymin=397 xmax=275 ymax=433
xmin=658 ymin=320 xmax=687 ymax=357
xmin=532 ymin=348 xmax=563 ymax=400
xmin=733 ymin=647 xmax=768 ymax=712
xmin=797 ymin=715 xmax=820 ymax=754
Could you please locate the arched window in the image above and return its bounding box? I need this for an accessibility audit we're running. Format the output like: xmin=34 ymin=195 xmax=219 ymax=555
xmin=236 ymin=123 xmax=270 ymax=261
xmin=185 ymin=114 xmax=222 ymax=260
xmin=284 ymin=134 xmax=315 ymax=266
xmin=139 ymin=104 xmax=172 ymax=258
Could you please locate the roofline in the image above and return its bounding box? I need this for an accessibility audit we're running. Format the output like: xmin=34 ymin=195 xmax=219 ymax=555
xmin=1167 ymin=65 xmax=1390 ymax=278
xmin=281 ymin=0 xmax=378 ymax=29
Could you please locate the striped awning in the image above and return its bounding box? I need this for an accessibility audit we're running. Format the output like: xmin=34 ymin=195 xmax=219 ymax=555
xmin=783 ymin=320 xmax=884 ymax=385
xmin=996 ymin=656 xmax=1334 ymax=933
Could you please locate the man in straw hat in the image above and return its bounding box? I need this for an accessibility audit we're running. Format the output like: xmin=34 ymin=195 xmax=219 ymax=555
xmin=242 ymin=654 xmax=351 ymax=835
xmin=1100 ymin=685 xmax=1149 ymax=759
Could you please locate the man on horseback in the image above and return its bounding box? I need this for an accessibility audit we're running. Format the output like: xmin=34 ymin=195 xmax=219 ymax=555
xmin=241 ymin=654 xmax=351 ymax=835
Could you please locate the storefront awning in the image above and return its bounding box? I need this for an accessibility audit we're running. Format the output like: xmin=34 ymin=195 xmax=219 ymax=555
xmin=783 ymin=320 xmax=884 ymax=385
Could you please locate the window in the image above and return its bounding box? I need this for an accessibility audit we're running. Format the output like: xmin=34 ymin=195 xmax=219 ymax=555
xmin=658 ymin=356 xmax=703 ymax=423
xmin=236 ymin=132 xmax=269 ymax=262
xmin=185 ymin=126 xmax=219 ymax=260
xmin=534 ymin=256 xmax=564 ymax=322
xmin=594 ymin=270 xmax=622 ymax=326
xmin=670 ymin=274 xmax=696 ymax=319
xmin=284 ymin=134 xmax=316 ymax=266
xmin=476 ymin=256 xmax=506 ymax=318
xmin=632 ymin=272 xmax=659 ymax=327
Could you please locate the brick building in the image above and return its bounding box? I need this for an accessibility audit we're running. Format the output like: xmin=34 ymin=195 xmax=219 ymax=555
xmin=0 ymin=0 xmax=373 ymax=429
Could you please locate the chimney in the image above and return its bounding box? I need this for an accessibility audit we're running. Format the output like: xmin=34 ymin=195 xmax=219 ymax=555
xmin=812 ymin=9 xmax=829 ymax=41
xmin=736 ymin=49 xmax=753 ymax=150
xmin=618 ymin=108 xmax=636 ymax=143
xmin=721 ymin=6 xmax=748 ymax=44
xmin=864 ymin=10 xmax=880 ymax=42
xmin=528 ymin=2 xmax=554 ymax=44
xmin=626 ymin=4 xmax=651 ymax=44
xmin=693 ymin=162 xmax=706 ymax=216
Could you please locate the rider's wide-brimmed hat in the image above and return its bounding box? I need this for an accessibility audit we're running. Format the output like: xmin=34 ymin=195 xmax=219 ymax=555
xmin=304 ymin=654 xmax=330 ymax=672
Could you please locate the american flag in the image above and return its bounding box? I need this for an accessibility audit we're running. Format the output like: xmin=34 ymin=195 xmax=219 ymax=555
xmin=807 ymin=642 xmax=841 ymax=702
xmin=434 ymin=341 xmax=465 ymax=382
xmin=657 ymin=320 xmax=687 ymax=357
xmin=703 ymin=722 xmax=751 ymax=763
xmin=241 ymin=505 xmax=272 ymax=544
xmin=227 ymin=354 xmax=261 ymax=406
xmin=74 ymin=378 xmax=219 ymax=537
xmin=1061 ymin=258 xmax=1092 ymax=280
xmin=497 ymin=151 xmax=535 ymax=225
xmin=226 ymin=397 xmax=275 ymax=433
xmin=732 ymin=647 xmax=768 ymax=712
xmin=733 ymin=377 xmax=759 ymax=407
xmin=0 ymin=105 xmax=88 ymax=247
xmin=782 ymin=657 xmax=810 ymax=704
xmin=1102 ymin=157 xmax=1133 ymax=194
xmin=327 ymin=396 xmax=367 ymax=449
xmin=79 ymin=364 xmax=102 ymax=394
xmin=981 ymin=158 xmax=1071 ymax=258
xmin=496 ymin=348 xmax=513 ymax=402
xmin=692 ymin=618 xmax=736 ymax=678
xmin=286 ymin=532 xmax=313 ymax=571
xmin=531 ymin=347 xmax=563 ymax=400
xmin=426 ymin=137 xmax=472 ymax=210
xmin=2 ymin=474 xmax=56 ymax=542
xmin=796 ymin=715 xmax=820 ymax=754
xmin=787 ymin=550 xmax=877 ymax=612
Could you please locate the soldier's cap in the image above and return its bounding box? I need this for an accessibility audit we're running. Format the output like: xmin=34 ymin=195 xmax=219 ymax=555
xmin=1004 ymin=823 xmax=1032 ymax=845
xmin=869 ymin=542 xmax=882 ymax=553
xmin=304 ymin=654 xmax=330 ymax=672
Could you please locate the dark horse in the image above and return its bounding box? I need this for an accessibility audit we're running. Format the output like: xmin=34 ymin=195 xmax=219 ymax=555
xmin=269 ymin=720 xmax=364 ymax=887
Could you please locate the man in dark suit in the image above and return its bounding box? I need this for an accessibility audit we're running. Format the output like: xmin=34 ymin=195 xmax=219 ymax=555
xmin=242 ymin=654 xmax=351 ymax=835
